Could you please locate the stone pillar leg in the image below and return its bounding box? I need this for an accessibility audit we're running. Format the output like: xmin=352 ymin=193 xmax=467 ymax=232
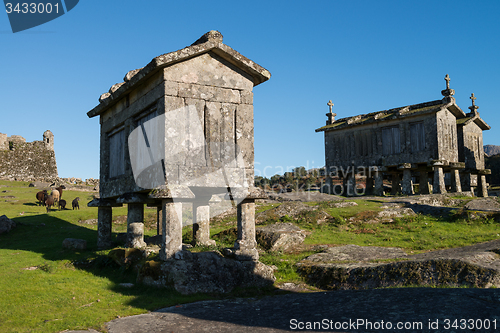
xmin=419 ymin=171 xmax=430 ymax=194
xmin=433 ymin=166 xmax=446 ymax=194
xmin=159 ymin=200 xmax=183 ymax=261
xmin=97 ymin=206 xmax=113 ymax=250
xmin=478 ymin=175 xmax=488 ymax=197
xmin=233 ymin=200 xmax=259 ymax=261
xmin=401 ymin=169 xmax=413 ymax=195
xmin=365 ymin=176 xmax=374 ymax=195
xmin=451 ymin=169 xmax=462 ymax=193
xmin=462 ymin=173 xmax=472 ymax=193
xmin=156 ymin=206 xmax=162 ymax=236
xmin=127 ymin=223 xmax=146 ymax=248
xmin=192 ymin=204 xmax=216 ymax=246
xmin=322 ymin=176 xmax=333 ymax=194
xmin=391 ymin=173 xmax=401 ymax=195
xmin=126 ymin=203 xmax=145 ymax=248
xmin=343 ymin=173 xmax=356 ymax=197
xmin=374 ymin=171 xmax=384 ymax=196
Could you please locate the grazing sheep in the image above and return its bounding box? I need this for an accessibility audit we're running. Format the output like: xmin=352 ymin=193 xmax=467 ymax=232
xmin=45 ymin=195 xmax=55 ymax=213
xmin=55 ymin=185 xmax=66 ymax=199
xmin=72 ymin=197 xmax=80 ymax=210
xmin=59 ymin=199 xmax=67 ymax=210
xmin=36 ymin=190 xmax=48 ymax=205
xmin=51 ymin=189 xmax=60 ymax=204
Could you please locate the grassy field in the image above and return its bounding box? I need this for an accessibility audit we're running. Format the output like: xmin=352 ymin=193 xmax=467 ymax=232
xmin=0 ymin=180 xmax=499 ymax=332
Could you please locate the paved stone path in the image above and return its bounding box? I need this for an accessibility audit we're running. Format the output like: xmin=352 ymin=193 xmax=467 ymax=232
xmin=65 ymin=287 xmax=500 ymax=333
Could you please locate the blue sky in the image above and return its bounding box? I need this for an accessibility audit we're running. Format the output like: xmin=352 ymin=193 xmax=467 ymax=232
xmin=1 ymin=1 xmax=499 ymax=180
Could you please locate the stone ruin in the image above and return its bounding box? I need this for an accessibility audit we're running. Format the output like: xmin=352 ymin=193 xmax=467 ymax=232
xmin=87 ymin=31 xmax=271 ymax=275
xmin=317 ymin=75 xmax=491 ymax=197
xmin=0 ymin=130 xmax=58 ymax=181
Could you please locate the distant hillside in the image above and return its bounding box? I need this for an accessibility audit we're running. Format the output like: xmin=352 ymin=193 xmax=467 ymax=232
xmin=484 ymin=145 xmax=500 ymax=157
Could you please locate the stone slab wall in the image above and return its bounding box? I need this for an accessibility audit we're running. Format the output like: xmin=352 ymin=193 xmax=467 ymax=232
xmin=324 ymin=113 xmax=439 ymax=170
xmin=99 ymin=52 xmax=255 ymax=199
xmin=0 ymin=140 xmax=58 ymax=181
xmin=436 ymin=109 xmax=459 ymax=163
xmin=459 ymin=121 xmax=485 ymax=170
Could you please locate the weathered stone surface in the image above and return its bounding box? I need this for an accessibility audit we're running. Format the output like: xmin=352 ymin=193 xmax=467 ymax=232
xmin=255 ymin=223 xmax=308 ymax=252
xmin=108 ymin=248 xmax=147 ymax=269
xmin=297 ymin=241 xmax=500 ymax=290
xmin=62 ymin=238 xmax=87 ymax=250
xmin=256 ymin=202 xmax=313 ymax=224
xmin=0 ymin=215 xmax=16 ymax=234
xmin=465 ymin=197 xmax=500 ymax=211
xmin=127 ymin=222 xmax=146 ymax=248
xmin=331 ymin=201 xmax=358 ymax=208
xmin=303 ymin=244 xmax=408 ymax=263
xmin=138 ymin=251 xmax=275 ymax=294
xmin=377 ymin=207 xmax=416 ymax=218
xmin=0 ymin=131 xmax=58 ymax=182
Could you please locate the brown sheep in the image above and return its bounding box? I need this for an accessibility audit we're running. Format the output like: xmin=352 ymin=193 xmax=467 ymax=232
xmin=45 ymin=195 xmax=54 ymax=213
xmin=51 ymin=189 xmax=60 ymax=204
xmin=59 ymin=199 xmax=67 ymax=210
xmin=55 ymin=185 xmax=66 ymax=199
xmin=72 ymin=197 xmax=80 ymax=210
xmin=36 ymin=190 xmax=48 ymax=205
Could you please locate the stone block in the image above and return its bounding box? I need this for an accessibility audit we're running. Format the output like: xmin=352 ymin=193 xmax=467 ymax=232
xmin=62 ymin=238 xmax=87 ymax=250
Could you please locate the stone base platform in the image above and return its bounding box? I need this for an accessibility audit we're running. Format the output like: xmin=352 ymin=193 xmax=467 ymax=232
xmin=297 ymin=241 xmax=500 ymax=290
xmin=138 ymin=251 xmax=276 ymax=294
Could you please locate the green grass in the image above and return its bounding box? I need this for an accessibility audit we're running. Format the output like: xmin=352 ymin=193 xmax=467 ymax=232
xmin=1 ymin=180 xmax=500 ymax=332
xmin=0 ymin=180 xmax=211 ymax=333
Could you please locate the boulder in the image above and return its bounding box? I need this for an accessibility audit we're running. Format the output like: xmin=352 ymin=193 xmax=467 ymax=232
xmin=62 ymin=238 xmax=87 ymax=250
xmin=256 ymin=223 xmax=308 ymax=252
xmin=297 ymin=241 xmax=500 ymax=290
xmin=0 ymin=215 xmax=16 ymax=234
xmin=465 ymin=197 xmax=500 ymax=212
xmin=138 ymin=251 xmax=275 ymax=294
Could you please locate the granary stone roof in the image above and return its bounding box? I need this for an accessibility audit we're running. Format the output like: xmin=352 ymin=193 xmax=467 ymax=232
xmin=315 ymin=99 xmax=468 ymax=133
xmin=87 ymin=30 xmax=271 ymax=119
xmin=456 ymin=112 xmax=491 ymax=130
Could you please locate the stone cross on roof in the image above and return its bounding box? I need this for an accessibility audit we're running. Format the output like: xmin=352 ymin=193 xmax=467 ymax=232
xmin=326 ymin=100 xmax=336 ymax=125
xmin=441 ymin=74 xmax=455 ymax=98
xmin=470 ymin=93 xmax=477 ymax=106
xmin=444 ymin=74 xmax=451 ymax=89
xmin=327 ymin=100 xmax=334 ymax=114
xmin=469 ymin=92 xmax=479 ymax=115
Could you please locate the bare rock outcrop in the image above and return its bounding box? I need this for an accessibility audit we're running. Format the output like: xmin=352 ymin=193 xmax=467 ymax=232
xmin=256 ymin=223 xmax=308 ymax=252
xmin=297 ymin=241 xmax=500 ymax=290
xmin=138 ymin=251 xmax=275 ymax=294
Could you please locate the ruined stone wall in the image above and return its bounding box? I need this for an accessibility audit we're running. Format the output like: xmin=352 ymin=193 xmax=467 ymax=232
xmin=0 ymin=134 xmax=58 ymax=182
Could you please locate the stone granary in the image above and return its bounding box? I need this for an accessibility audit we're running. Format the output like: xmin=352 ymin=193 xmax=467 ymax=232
xmin=316 ymin=75 xmax=491 ymax=197
xmin=87 ymin=31 xmax=270 ymax=262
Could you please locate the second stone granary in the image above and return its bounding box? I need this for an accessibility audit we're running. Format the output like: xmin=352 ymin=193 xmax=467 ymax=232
xmin=316 ymin=75 xmax=491 ymax=197
xmin=87 ymin=31 xmax=270 ymax=260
